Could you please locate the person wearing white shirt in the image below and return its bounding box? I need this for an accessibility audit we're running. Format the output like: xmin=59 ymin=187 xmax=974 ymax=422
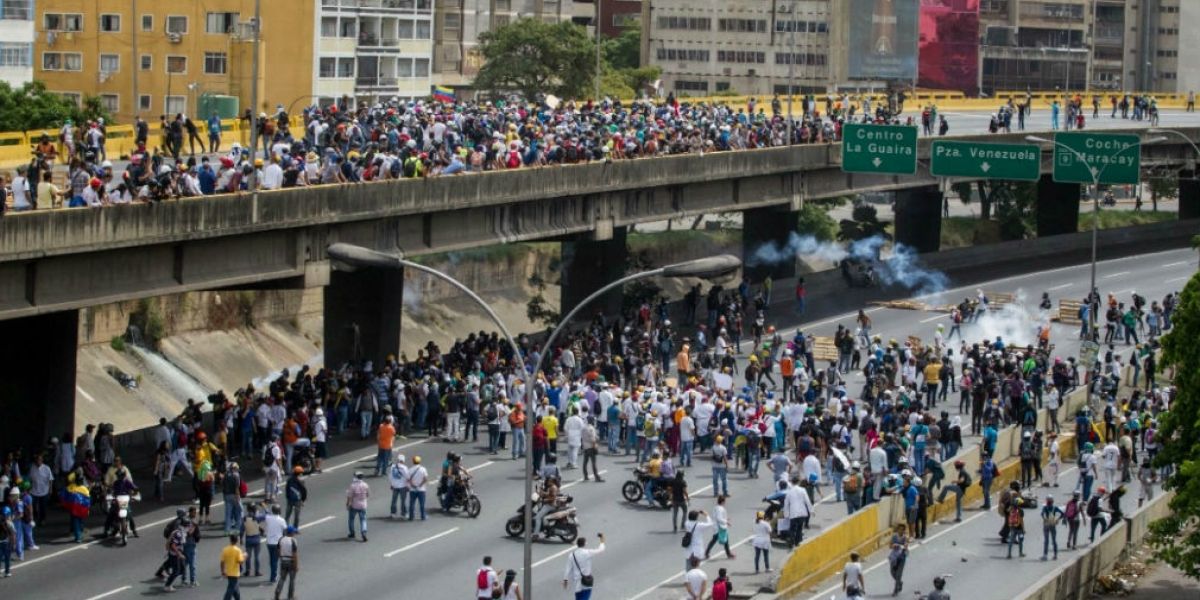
xmin=476 ymin=556 xmax=499 ymax=599
xmin=783 ymin=477 xmax=814 ymax=547
xmin=1101 ymin=441 xmax=1120 ymax=490
xmin=262 ymin=505 xmax=288 ymax=583
xmin=704 ymin=496 xmax=735 ymax=559
xmin=260 ymin=160 xmax=284 ymax=190
xmin=406 ymin=457 xmax=429 ymax=520
xmin=684 ymin=557 xmax=708 ymax=600
xmin=682 ymin=510 xmax=712 ymax=569
xmin=11 ymin=169 xmax=30 ymax=210
xmin=752 ymin=511 xmax=773 ymax=573
xmin=562 ymin=534 xmax=606 ymax=598
xmin=388 ymin=454 xmax=409 ymax=519
xmin=693 ymin=401 xmax=714 ymax=449
xmin=563 ymin=411 xmax=585 ymax=469
xmin=312 ymin=409 xmax=328 ymax=472
xmin=27 ymin=454 xmax=53 ymax=526
xmin=679 ymin=413 xmax=697 ymax=467
xmin=843 ymin=552 xmax=865 ymax=595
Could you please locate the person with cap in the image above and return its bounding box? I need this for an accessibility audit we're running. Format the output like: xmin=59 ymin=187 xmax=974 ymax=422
xmin=1019 ymin=430 xmax=1037 ymax=489
xmin=240 ymin=502 xmax=263 ymax=577
xmin=937 ymin=460 xmax=972 ymax=522
xmin=274 ymin=526 xmax=300 ymax=600
xmin=1064 ymin=490 xmax=1083 ymax=549
xmin=346 ymin=471 xmax=369 ymax=542
xmin=0 ymin=503 xmax=13 ymax=577
xmin=407 ymin=455 xmax=428 ymax=521
xmin=311 ymin=407 xmax=327 ymax=473
xmin=284 ymin=467 xmax=307 ymax=528
xmin=843 ymin=461 xmax=865 ymax=515
xmin=1087 ymin=486 xmax=1110 ymax=542
xmin=710 ymin=434 xmax=730 ymax=497
xmin=162 ymin=511 xmax=189 ymax=591
xmin=388 ymin=453 xmax=409 ymax=519
xmin=221 ymin=462 xmax=244 ymax=534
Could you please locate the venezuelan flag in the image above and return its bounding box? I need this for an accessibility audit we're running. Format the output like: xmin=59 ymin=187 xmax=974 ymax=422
xmin=433 ymin=85 xmax=455 ymax=103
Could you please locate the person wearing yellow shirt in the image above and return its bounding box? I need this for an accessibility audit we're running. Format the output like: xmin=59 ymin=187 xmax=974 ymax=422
xmin=644 ymin=452 xmax=664 ymax=507
xmin=219 ymin=534 xmax=245 ymax=599
xmin=543 ymin=408 xmax=559 ymax=455
xmin=922 ymin=358 xmax=942 ymax=408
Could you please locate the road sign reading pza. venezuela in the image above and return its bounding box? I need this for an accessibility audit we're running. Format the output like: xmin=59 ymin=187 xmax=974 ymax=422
xmin=1052 ymin=132 xmax=1141 ymax=185
xmin=930 ymin=140 xmax=1041 ymax=181
xmin=841 ymin=124 xmax=918 ymax=175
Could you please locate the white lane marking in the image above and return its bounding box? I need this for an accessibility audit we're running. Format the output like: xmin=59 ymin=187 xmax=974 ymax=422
xmin=1162 ymin=261 xmax=1187 ymax=268
xmin=327 ymin=438 xmax=427 ymax=473
xmin=299 ymin=515 xmax=335 ymax=530
xmin=802 ymin=307 xmax=883 ymax=330
xmin=83 ymin=586 xmax=131 ymax=600
xmin=76 ymin=386 xmax=97 ymax=404
xmin=627 ymin=535 xmax=754 ymax=600
xmin=467 ymin=461 xmax=495 ymax=473
xmin=10 ymin=542 xmax=89 ymax=570
xmin=1103 ymin=271 xmax=1130 ymax=279
xmin=694 ymin=484 xmax=714 ymax=496
xmin=531 ymin=546 xmax=578 ymax=569
xmin=1049 ymin=283 xmax=1073 ymax=291
xmin=561 ymin=470 xmax=608 ymax=489
xmin=1166 ymin=276 xmax=1190 ymax=283
xmin=920 ymin=313 xmax=946 ymax=323
xmin=383 ymin=527 xmax=459 ymax=558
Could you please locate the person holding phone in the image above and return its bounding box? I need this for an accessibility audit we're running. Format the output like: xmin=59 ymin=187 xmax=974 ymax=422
xmin=563 ymin=533 xmax=606 ymax=600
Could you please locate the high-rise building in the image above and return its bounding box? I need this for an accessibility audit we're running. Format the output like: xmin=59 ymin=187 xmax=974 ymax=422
xmin=316 ymin=0 xmax=436 ymax=106
xmin=432 ymin=0 xmax=572 ymax=89
xmin=0 ymin=0 xmax=33 ymax=87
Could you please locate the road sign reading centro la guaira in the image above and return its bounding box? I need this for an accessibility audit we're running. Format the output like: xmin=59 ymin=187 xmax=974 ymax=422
xmin=1051 ymin=132 xmax=1142 ymax=185
xmin=841 ymin=124 xmax=919 ymax=175
xmin=930 ymin=140 xmax=1041 ymax=181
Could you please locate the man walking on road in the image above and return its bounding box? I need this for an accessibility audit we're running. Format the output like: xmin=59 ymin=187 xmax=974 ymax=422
xmin=346 ymin=472 xmax=369 ymax=542
xmin=563 ymin=533 xmax=606 ymax=600
xmin=274 ymin=526 xmax=299 ymax=600
xmin=263 ymin=504 xmax=287 ymax=583
xmin=220 ymin=534 xmax=245 ymax=600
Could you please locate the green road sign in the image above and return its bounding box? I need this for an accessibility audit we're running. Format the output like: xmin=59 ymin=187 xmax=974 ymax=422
xmin=930 ymin=140 xmax=1041 ymax=181
xmin=841 ymin=124 xmax=918 ymax=175
xmin=1051 ymin=132 xmax=1141 ymax=185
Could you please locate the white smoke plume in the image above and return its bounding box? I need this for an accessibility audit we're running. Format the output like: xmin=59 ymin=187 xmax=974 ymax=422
xmin=748 ymin=232 xmax=949 ymax=296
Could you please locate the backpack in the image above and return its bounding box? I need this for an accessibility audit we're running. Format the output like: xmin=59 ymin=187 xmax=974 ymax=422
xmin=713 ymin=579 xmax=729 ymax=600
xmin=1086 ymin=497 xmax=1101 ymax=517
xmin=1064 ymin=501 xmax=1079 ymax=520
xmin=476 ymin=568 xmax=491 ymax=591
xmin=485 ymin=402 xmax=498 ymax=422
xmin=402 ymin=157 xmax=418 ymax=178
xmin=1007 ymin=507 xmax=1022 ymax=528
xmin=643 ymin=418 xmax=658 ymax=439
xmin=635 ymin=412 xmax=646 ymax=432
xmin=1020 ymin=440 xmax=1034 ymax=460
xmin=843 ymin=473 xmax=861 ymax=494
xmin=262 ymin=442 xmax=276 ymax=468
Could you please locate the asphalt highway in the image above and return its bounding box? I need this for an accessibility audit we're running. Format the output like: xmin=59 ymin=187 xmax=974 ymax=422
xmin=6 ymin=247 xmax=1194 ymax=600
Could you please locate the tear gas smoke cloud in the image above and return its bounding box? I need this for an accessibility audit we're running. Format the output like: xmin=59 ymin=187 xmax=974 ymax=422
xmin=749 ymin=232 xmax=949 ymax=296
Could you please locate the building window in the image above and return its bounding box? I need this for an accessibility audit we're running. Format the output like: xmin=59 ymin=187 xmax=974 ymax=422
xmin=716 ymin=82 xmax=731 ymax=92
xmin=41 ymin=52 xmax=82 ymax=71
xmin=774 ymin=52 xmax=827 ymax=66
xmin=204 ymin=52 xmax=227 ymax=74
xmin=716 ymin=50 xmax=765 ymax=64
xmin=206 ymin=12 xmax=238 ymax=34
xmin=414 ymin=58 xmax=429 ymax=77
xmin=338 ymin=57 xmax=354 ymax=78
xmin=0 ymin=0 xmax=32 ymax=21
xmin=613 ymin=14 xmax=639 ymax=28
xmin=165 ymin=95 xmax=185 ymax=114
xmin=141 ymin=15 xmax=153 ymax=32
xmin=493 ymin=14 xmax=510 ymax=28
xmin=166 ymin=55 xmax=187 ymax=74
xmin=1157 ymin=49 xmax=1179 ymax=57
xmin=340 ymin=19 xmax=356 ymax=38
xmin=655 ymin=48 xmax=710 ymax=63
xmin=0 ymin=42 xmax=31 ymax=67
xmin=321 ymin=17 xmax=337 ymax=38
xmin=139 ymin=94 xmax=151 ymax=111
xmin=495 ymin=0 xmax=511 ymax=10
xmin=319 ymin=57 xmax=336 ymax=78
xmin=674 ymin=80 xmax=708 ymax=93
xmin=656 ymin=16 xmax=710 ymax=31
xmin=717 ymin=19 xmax=766 ymax=33
xmin=99 ymin=14 xmax=121 ymax=32
xmin=140 ymin=54 xmax=152 ymax=70
xmin=775 ymin=20 xmax=828 ymax=34
xmin=166 ymin=16 xmax=188 ymax=34
xmin=1158 ymin=27 xmax=1179 ymax=35
xmin=443 ymin=13 xmax=460 ymax=35
xmin=58 ymin=92 xmax=81 ymax=107
xmin=99 ymin=54 xmax=119 ymax=73
xmin=43 ymin=13 xmax=83 ymax=32
xmin=100 ymin=94 xmax=119 ymax=113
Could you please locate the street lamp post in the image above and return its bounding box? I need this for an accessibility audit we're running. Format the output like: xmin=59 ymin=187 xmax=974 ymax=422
xmin=1026 ymin=135 xmax=1164 ymax=400
xmin=328 ymin=243 xmax=740 ymax=599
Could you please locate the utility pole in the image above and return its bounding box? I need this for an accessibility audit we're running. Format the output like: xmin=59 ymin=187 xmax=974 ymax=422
xmin=594 ymin=0 xmax=602 ymax=100
xmin=131 ymin=0 xmax=138 ymax=122
xmin=247 ymin=0 xmax=261 ymax=192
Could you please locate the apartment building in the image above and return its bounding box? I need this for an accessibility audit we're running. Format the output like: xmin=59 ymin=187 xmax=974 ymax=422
xmin=315 ymin=0 xmax=436 ymax=107
xmin=432 ymin=0 xmax=572 ymax=89
xmin=0 ymin=0 xmax=33 ymax=87
xmin=34 ymin=0 xmax=314 ymax=122
xmin=642 ymin=0 xmax=837 ymax=97
xmin=572 ymin=0 xmax=642 ymax=38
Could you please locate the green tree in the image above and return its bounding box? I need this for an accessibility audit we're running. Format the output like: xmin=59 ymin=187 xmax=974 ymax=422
xmin=797 ymin=197 xmax=844 ymax=242
xmin=0 ymin=81 xmax=112 ymax=132
xmin=1149 ymin=271 xmax=1200 ymax=580
xmin=1147 ymin=168 xmax=1179 ymax=212
xmin=837 ymin=203 xmax=891 ymax=243
xmin=474 ymin=19 xmax=595 ymax=100
xmin=603 ymin=25 xmax=641 ymax=71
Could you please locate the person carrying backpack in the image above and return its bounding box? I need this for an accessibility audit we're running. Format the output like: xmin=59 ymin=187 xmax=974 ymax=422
xmin=1064 ymin=490 xmax=1082 ymax=549
xmin=712 ymin=567 xmax=732 ymax=600
xmin=476 ymin=556 xmax=500 ymax=600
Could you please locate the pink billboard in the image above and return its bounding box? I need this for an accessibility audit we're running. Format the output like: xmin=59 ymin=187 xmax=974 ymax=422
xmin=918 ymin=0 xmax=980 ymax=95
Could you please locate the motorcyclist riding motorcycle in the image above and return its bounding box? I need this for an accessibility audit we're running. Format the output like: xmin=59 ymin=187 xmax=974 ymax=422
xmin=103 ymin=465 xmax=140 ymax=540
xmin=1040 ymin=292 xmax=1053 ymax=311
xmin=439 ymin=452 xmax=471 ymax=510
xmin=532 ymin=479 xmax=560 ymax=540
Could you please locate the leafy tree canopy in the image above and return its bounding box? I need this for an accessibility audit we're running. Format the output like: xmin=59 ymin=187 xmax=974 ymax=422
xmin=1150 ymin=272 xmax=1200 ymax=580
xmin=474 ymin=19 xmax=596 ymax=100
xmin=0 ymin=81 xmax=112 ymax=132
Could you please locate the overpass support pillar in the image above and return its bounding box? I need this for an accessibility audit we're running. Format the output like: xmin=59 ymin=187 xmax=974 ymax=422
xmin=0 ymin=311 xmax=77 ymax=455
xmin=743 ymin=206 xmax=799 ymax=282
xmin=893 ymin=186 xmax=943 ymax=253
xmin=324 ymin=268 xmax=405 ymax=368
xmin=560 ymin=227 xmax=628 ymax=321
xmin=1036 ymin=175 xmax=1081 ymax=236
xmin=1179 ymin=175 xmax=1200 ymax=219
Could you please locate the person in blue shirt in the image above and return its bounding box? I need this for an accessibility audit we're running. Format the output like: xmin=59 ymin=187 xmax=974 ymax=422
xmin=442 ymin=153 xmax=466 ymax=175
xmin=197 ymin=157 xmax=216 ymax=195
xmin=902 ymin=474 xmax=920 ymax=529
xmin=1051 ymin=100 xmax=1061 ymax=130
xmin=982 ymin=423 xmax=998 ymax=456
xmin=207 ymin=113 xmax=222 ymax=154
xmin=979 ymin=453 xmax=999 ymax=509
xmin=1040 ymin=495 xmax=1065 ymax=560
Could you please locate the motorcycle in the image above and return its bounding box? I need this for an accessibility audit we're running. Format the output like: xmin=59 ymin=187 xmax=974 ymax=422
xmin=438 ymin=478 xmax=482 ymax=518
xmin=105 ymin=492 xmax=140 ymax=546
xmin=621 ymin=468 xmax=670 ymax=508
xmin=505 ymin=494 xmax=579 ymax=543
xmin=761 ymin=495 xmax=792 ymax=544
